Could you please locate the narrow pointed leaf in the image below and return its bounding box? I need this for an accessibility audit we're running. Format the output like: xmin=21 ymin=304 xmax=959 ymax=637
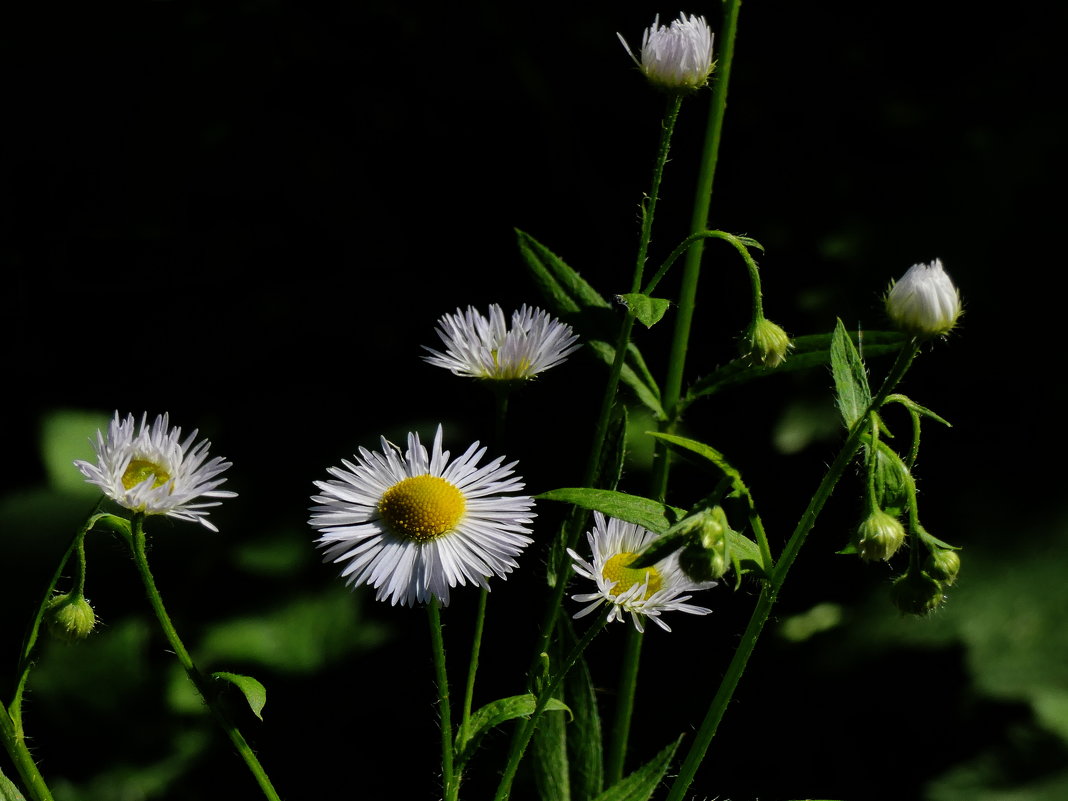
xmin=533 ymin=692 xmax=571 ymax=801
xmin=0 ymin=768 xmax=26 ymax=801
xmin=536 ymin=488 xmax=686 ymax=536
xmin=589 ymin=736 xmax=682 ymax=801
xmin=457 ymin=694 xmax=570 ymax=766
xmin=212 ymin=671 xmax=267 ymax=721
xmin=587 ymin=342 xmax=665 ymax=420
xmin=517 ymin=229 xmax=612 ymax=316
xmin=616 ymin=294 xmax=671 ymax=328
xmin=565 ymin=653 xmax=604 ymax=801
xmin=830 ymin=318 xmax=871 ymax=429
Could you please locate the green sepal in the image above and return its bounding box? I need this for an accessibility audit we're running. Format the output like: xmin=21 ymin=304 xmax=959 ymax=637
xmin=212 ymin=671 xmax=267 ymax=721
xmin=830 ymin=318 xmax=872 ymax=429
xmin=456 ymin=694 xmax=570 ymax=767
xmin=616 ymin=294 xmax=671 ymax=328
xmin=0 ymin=767 xmax=26 ymax=801
xmin=683 ymin=329 xmax=904 ymax=407
xmin=536 ymin=488 xmax=686 ymax=536
xmin=589 ymin=736 xmax=682 ymax=801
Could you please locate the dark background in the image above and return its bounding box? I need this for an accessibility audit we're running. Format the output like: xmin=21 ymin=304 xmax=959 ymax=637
xmin=3 ymin=2 xmax=1066 ymax=800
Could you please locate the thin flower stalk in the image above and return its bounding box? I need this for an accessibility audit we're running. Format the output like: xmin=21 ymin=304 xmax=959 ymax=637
xmin=129 ymin=514 xmax=282 ymax=801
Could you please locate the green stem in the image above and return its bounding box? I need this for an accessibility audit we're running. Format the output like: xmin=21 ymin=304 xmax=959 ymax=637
xmin=651 ymin=0 xmax=743 ymax=501
xmin=663 ymin=341 xmax=920 ymax=801
xmin=533 ymin=92 xmax=685 ymax=661
xmin=428 ymin=600 xmax=455 ymax=801
xmin=605 ymin=624 xmax=643 ymax=784
xmin=494 ymin=610 xmax=608 ymax=801
xmin=0 ymin=702 xmax=53 ymax=801
xmin=129 ymin=515 xmax=282 ymax=801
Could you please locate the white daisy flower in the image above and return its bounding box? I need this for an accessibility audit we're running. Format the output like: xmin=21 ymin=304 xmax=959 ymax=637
xmin=568 ymin=512 xmax=716 ymax=633
xmin=74 ymin=412 xmax=237 ymax=532
xmin=309 ymin=425 xmax=536 ymax=607
xmin=885 ymin=258 xmax=962 ymax=337
xmin=618 ymin=13 xmax=715 ymax=92
xmin=422 ymin=304 xmax=581 ymax=381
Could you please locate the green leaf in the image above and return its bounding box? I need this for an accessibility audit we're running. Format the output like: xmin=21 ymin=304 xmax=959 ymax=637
xmin=684 ymin=330 xmax=904 ymax=406
xmin=884 ymin=394 xmax=953 ymax=427
xmin=212 ymin=671 xmax=267 ymax=721
xmin=616 ymin=294 xmax=671 ymax=328
xmin=536 ymin=488 xmax=686 ymax=535
xmin=517 ymin=229 xmax=612 ymax=316
xmin=590 ymin=736 xmax=682 ymax=801
xmin=533 ymin=691 xmax=571 ymax=801
xmin=515 ymin=230 xmax=664 ymax=420
xmin=0 ymin=767 xmax=27 ymax=801
xmin=830 ymin=318 xmax=871 ymax=429
xmin=627 ymin=527 xmax=693 ymax=569
xmin=565 ymin=652 xmax=604 ymax=801
xmin=457 ymin=694 xmax=570 ymax=766
xmin=735 ymin=235 xmax=766 ymax=252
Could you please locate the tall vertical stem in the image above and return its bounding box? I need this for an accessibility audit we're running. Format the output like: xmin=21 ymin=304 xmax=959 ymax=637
xmin=652 ymin=0 xmax=743 ymax=500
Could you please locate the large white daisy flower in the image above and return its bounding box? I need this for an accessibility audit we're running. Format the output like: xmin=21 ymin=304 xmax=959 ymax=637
xmin=74 ymin=412 xmax=237 ymax=531
xmin=309 ymin=425 xmax=536 ymax=607
xmin=422 ymin=304 xmax=580 ymax=381
xmin=618 ymin=13 xmax=715 ymax=92
xmin=568 ymin=512 xmax=716 ymax=633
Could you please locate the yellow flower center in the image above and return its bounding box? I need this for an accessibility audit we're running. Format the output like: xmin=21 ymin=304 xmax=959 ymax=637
xmin=121 ymin=459 xmax=172 ymax=490
xmin=378 ymin=475 xmax=466 ymax=542
xmin=602 ymin=552 xmax=663 ymax=600
xmin=489 ymin=349 xmax=533 ymax=380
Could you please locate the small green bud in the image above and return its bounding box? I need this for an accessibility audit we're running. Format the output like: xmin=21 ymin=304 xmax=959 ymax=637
xmin=46 ymin=593 xmax=97 ymax=642
xmin=889 ymin=571 xmax=945 ymax=616
xmin=740 ymin=317 xmax=792 ymax=368
xmin=925 ymin=548 xmax=961 ymax=585
xmin=871 ymin=444 xmax=911 ymax=517
xmin=855 ymin=509 xmax=906 ymax=562
xmin=678 ymin=506 xmax=730 ymax=582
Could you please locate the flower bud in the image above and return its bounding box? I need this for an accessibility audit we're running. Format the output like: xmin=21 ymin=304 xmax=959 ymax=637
xmin=855 ymin=509 xmax=906 ymax=562
xmin=740 ymin=317 xmax=792 ymax=368
xmin=870 ymin=444 xmax=911 ymax=518
xmin=885 ymin=259 xmax=962 ymax=337
xmin=617 ymin=13 xmax=716 ymax=92
xmin=889 ymin=571 xmax=945 ymax=616
xmin=924 ymin=548 xmax=961 ymax=585
xmin=678 ymin=506 xmax=730 ymax=582
xmin=46 ymin=593 xmax=97 ymax=642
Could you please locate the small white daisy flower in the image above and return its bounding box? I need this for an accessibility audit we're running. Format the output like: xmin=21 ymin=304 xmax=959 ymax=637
xmin=618 ymin=13 xmax=715 ymax=92
xmin=422 ymin=304 xmax=580 ymax=381
xmin=74 ymin=412 xmax=237 ymax=531
xmin=885 ymin=258 xmax=962 ymax=337
xmin=567 ymin=512 xmax=716 ymax=633
xmin=310 ymin=425 xmax=536 ymax=607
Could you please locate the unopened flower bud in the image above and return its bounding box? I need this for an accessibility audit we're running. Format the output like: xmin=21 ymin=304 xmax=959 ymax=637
xmin=617 ymin=13 xmax=716 ymax=92
xmin=871 ymin=444 xmax=911 ymax=518
xmin=890 ymin=571 xmax=945 ymax=616
xmin=885 ymin=259 xmax=962 ymax=337
xmin=855 ymin=509 xmax=906 ymax=562
xmin=679 ymin=506 xmax=730 ymax=581
xmin=925 ymin=548 xmax=961 ymax=585
xmin=46 ymin=593 xmax=97 ymax=642
xmin=740 ymin=317 xmax=792 ymax=368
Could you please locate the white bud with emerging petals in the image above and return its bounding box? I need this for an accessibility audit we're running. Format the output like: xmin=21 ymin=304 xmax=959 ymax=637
xmin=618 ymin=13 xmax=715 ymax=92
xmin=885 ymin=259 xmax=962 ymax=337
